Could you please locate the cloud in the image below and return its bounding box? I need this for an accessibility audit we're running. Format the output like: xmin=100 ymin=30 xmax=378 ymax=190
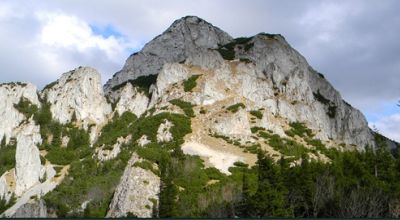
xmin=36 ymin=12 xmax=134 ymax=61
xmin=371 ymin=113 xmax=400 ymax=142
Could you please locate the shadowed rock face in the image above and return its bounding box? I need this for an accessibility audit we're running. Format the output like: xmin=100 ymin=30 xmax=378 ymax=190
xmin=104 ymin=16 xmax=233 ymax=97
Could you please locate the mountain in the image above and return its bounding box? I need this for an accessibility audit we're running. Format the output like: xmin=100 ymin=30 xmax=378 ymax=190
xmin=0 ymin=16 xmax=399 ymax=218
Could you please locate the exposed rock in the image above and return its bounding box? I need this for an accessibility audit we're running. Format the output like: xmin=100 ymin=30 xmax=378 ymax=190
xmin=114 ymin=83 xmax=149 ymax=117
xmin=13 ymin=119 xmax=42 ymax=196
xmin=0 ymin=82 xmax=41 ymax=145
xmin=211 ymin=108 xmax=252 ymax=140
xmin=104 ymin=16 xmax=233 ymax=96
xmin=156 ymin=119 xmax=173 ymax=143
xmin=0 ymin=173 xmax=11 ymax=201
xmin=137 ymin=135 xmax=151 ymax=147
xmin=11 ymin=199 xmax=47 ymax=218
xmin=96 ymin=135 xmax=131 ymax=161
xmin=2 ymin=181 xmax=57 ymax=217
xmin=41 ymin=66 xmax=112 ymax=129
xmin=61 ymin=136 xmax=70 ymax=148
xmin=182 ymin=141 xmax=244 ymax=175
xmin=39 ymin=165 xmax=56 ymax=183
xmin=107 ymin=153 xmax=160 ymax=218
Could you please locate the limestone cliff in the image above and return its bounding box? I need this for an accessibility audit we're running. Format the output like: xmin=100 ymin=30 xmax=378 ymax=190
xmin=41 ymin=66 xmax=111 ymax=130
xmin=107 ymin=153 xmax=160 ymax=218
xmin=104 ymin=16 xmax=232 ymax=97
xmin=108 ymin=17 xmax=375 ymax=150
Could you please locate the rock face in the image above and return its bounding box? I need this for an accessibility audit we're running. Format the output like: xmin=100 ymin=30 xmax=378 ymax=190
xmin=41 ymin=67 xmax=111 ymax=129
xmin=0 ymin=82 xmax=41 ymax=145
xmin=109 ymin=16 xmax=375 ymax=149
xmin=107 ymin=153 xmax=160 ymax=218
xmin=156 ymin=119 xmax=173 ymax=143
xmin=11 ymin=199 xmax=47 ymax=218
xmin=104 ymin=16 xmax=233 ymax=96
xmin=14 ymin=119 xmax=42 ymax=196
xmin=114 ymin=83 xmax=149 ymax=117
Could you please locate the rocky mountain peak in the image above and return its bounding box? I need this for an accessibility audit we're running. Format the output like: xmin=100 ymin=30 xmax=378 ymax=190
xmin=104 ymin=16 xmax=233 ymax=97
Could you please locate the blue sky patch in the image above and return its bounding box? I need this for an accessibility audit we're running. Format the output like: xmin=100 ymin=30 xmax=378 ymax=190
xmin=90 ymin=23 xmax=124 ymax=38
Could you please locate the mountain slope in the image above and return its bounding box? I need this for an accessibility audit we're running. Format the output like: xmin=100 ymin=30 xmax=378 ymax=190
xmin=1 ymin=15 xmax=399 ymax=218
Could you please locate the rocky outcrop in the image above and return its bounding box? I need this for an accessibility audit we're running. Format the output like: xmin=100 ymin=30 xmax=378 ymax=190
xmin=156 ymin=119 xmax=173 ymax=143
xmin=107 ymin=153 xmax=160 ymax=218
xmin=11 ymin=199 xmax=47 ymax=218
xmin=104 ymin=16 xmax=233 ymax=96
xmin=96 ymin=135 xmax=131 ymax=161
xmin=41 ymin=67 xmax=112 ymax=129
xmin=137 ymin=135 xmax=151 ymax=147
xmin=0 ymin=173 xmax=11 ymax=201
xmin=114 ymin=83 xmax=149 ymax=117
xmin=14 ymin=119 xmax=42 ymax=196
xmin=0 ymin=82 xmax=41 ymax=145
xmin=211 ymin=108 xmax=252 ymax=140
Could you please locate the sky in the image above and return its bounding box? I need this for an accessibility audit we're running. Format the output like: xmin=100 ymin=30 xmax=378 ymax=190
xmin=0 ymin=0 xmax=399 ymax=141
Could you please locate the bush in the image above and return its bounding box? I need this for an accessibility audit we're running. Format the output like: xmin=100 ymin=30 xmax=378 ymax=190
xmin=183 ymin=75 xmax=201 ymax=92
xmin=111 ymin=74 xmax=158 ymax=96
xmin=227 ymin=103 xmax=245 ymax=113
xmin=96 ymin=112 xmax=137 ymax=147
xmin=250 ymin=110 xmax=263 ymax=119
xmin=251 ymin=126 xmax=266 ymax=134
xmin=287 ymin=122 xmax=313 ymax=138
xmin=0 ymin=143 xmax=16 ymax=175
xmin=169 ymin=99 xmax=195 ymax=118
xmin=14 ymin=97 xmax=38 ymax=119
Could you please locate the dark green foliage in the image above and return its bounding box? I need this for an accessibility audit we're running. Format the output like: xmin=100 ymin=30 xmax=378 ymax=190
xmin=0 ymin=142 xmax=16 ymax=175
xmin=169 ymin=99 xmax=195 ymax=117
xmin=44 ymin=147 xmax=131 ymax=217
xmin=42 ymin=81 xmax=58 ymax=90
xmin=313 ymin=90 xmax=330 ymax=105
xmin=0 ymin=194 xmax=16 ymax=214
xmin=268 ymin=134 xmax=309 ymax=159
xmin=250 ymin=126 xmax=266 ymax=134
xmin=226 ymin=103 xmax=245 ymax=113
xmin=217 ymin=37 xmax=254 ymax=60
xmin=239 ymin=58 xmax=252 ymax=63
xmin=111 ymin=74 xmax=158 ymax=96
xmin=14 ymin=97 xmax=38 ymax=119
xmin=313 ymin=90 xmax=337 ymax=118
xmin=250 ymin=110 xmax=263 ymax=119
xmin=96 ymin=112 xmax=137 ymax=147
xmin=183 ymin=75 xmax=201 ymax=92
xmin=327 ymin=105 xmax=337 ymax=118
xmin=259 ymin=32 xmax=277 ymax=38
xmin=288 ymin=122 xmax=313 ymax=138
xmin=45 ymin=127 xmax=90 ymax=165
xmin=133 ymin=160 xmax=160 ymax=176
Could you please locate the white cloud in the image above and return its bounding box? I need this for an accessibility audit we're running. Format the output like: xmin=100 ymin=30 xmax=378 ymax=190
xmin=371 ymin=113 xmax=400 ymax=142
xmin=35 ymin=12 xmax=136 ymax=62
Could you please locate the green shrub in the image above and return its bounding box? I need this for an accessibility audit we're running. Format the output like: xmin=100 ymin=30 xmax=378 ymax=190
xmin=0 ymin=143 xmax=16 ymax=175
xmin=227 ymin=103 xmax=245 ymax=113
xmin=250 ymin=110 xmax=263 ymax=119
xmin=111 ymin=74 xmax=158 ymax=96
xmin=313 ymin=90 xmax=330 ymax=105
xmin=183 ymin=75 xmax=201 ymax=92
xmin=287 ymin=122 xmax=313 ymax=138
xmin=169 ymin=99 xmax=195 ymax=117
xmin=96 ymin=112 xmax=137 ymax=147
xmin=14 ymin=97 xmax=38 ymax=119
xmin=250 ymin=126 xmax=266 ymax=134
xmin=134 ymin=160 xmax=160 ymax=176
